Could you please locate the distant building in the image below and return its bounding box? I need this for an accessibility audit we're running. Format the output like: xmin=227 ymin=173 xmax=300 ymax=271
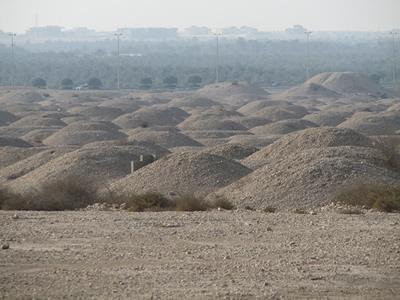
xmin=285 ymin=25 xmax=307 ymax=35
xmin=183 ymin=26 xmax=211 ymax=36
xmin=26 ymin=26 xmax=64 ymax=37
xmin=117 ymin=28 xmax=178 ymax=40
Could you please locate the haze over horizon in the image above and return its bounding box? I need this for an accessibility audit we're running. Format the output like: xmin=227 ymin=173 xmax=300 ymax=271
xmin=1 ymin=0 xmax=400 ymax=33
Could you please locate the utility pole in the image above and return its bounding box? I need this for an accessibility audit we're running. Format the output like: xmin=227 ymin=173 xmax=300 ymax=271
xmin=390 ymin=31 xmax=399 ymax=85
xmin=214 ymin=32 xmax=221 ymax=83
xmin=8 ymin=33 xmax=16 ymax=87
xmin=305 ymin=31 xmax=312 ymax=80
xmin=114 ymin=33 xmax=122 ymax=89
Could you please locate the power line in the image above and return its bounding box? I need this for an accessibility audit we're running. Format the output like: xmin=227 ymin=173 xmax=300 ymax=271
xmin=8 ymin=33 xmax=16 ymax=87
xmin=214 ymin=32 xmax=221 ymax=83
xmin=114 ymin=33 xmax=122 ymax=89
xmin=390 ymin=31 xmax=399 ymax=85
xmin=304 ymin=31 xmax=312 ymax=80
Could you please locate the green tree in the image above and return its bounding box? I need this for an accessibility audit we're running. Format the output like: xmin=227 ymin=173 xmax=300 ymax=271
xmin=187 ymin=75 xmax=202 ymax=88
xmin=61 ymin=78 xmax=74 ymax=89
xmin=32 ymin=77 xmax=47 ymax=89
xmin=163 ymin=75 xmax=178 ymax=89
xmin=87 ymin=77 xmax=102 ymax=89
xmin=140 ymin=77 xmax=153 ymax=89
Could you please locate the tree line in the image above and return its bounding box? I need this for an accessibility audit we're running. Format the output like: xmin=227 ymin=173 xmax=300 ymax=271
xmin=0 ymin=38 xmax=396 ymax=89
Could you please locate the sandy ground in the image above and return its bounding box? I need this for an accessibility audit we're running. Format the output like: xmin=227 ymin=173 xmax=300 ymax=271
xmin=0 ymin=210 xmax=399 ymax=299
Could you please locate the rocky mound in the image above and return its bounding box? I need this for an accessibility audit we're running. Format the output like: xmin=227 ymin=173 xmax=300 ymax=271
xmin=199 ymin=143 xmax=258 ymax=161
xmin=0 ymin=90 xmax=44 ymax=104
xmin=250 ymin=119 xmax=318 ymax=136
xmin=303 ymin=110 xmax=352 ymax=126
xmin=8 ymin=115 xmax=67 ymax=128
xmin=228 ymin=116 xmax=271 ymax=129
xmin=305 ymin=72 xmax=385 ymax=95
xmin=99 ymin=98 xmax=142 ymax=113
xmin=113 ymin=106 xmax=189 ymax=129
xmin=127 ymin=128 xmax=203 ymax=148
xmin=242 ymin=127 xmax=373 ymax=169
xmin=227 ymin=135 xmax=280 ymax=148
xmin=277 ymin=82 xmax=339 ymax=99
xmin=211 ymin=145 xmax=400 ymax=210
xmin=338 ymin=111 xmax=400 ymax=135
xmin=7 ymin=144 xmax=169 ymax=194
xmin=0 ymin=110 xmax=18 ymax=126
xmin=108 ymin=151 xmax=252 ymax=197
xmin=21 ymin=129 xmax=60 ymax=145
xmin=0 ymin=147 xmax=76 ymax=184
xmin=67 ymin=106 xmax=124 ymax=121
xmin=252 ymin=105 xmax=309 ymax=121
xmin=237 ymin=100 xmax=292 ymax=115
xmin=0 ymin=147 xmax=44 ymax=168
xmin=195 ymin=82 xmax=268 ymax=106
xmin=0 ymin=136 xmax=32 ymax=148
xmin=43 ymin=121 xmax=126 ymax=146
xmin=178 ymin=117 xmax=247 ymax=131
xmin=168 ymin=96 xmax=219 ymax=109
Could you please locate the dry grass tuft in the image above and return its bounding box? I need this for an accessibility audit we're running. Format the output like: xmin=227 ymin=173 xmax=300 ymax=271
xmin=293 ymin=208 xmax=307 ymax=214
xmin=334 ymin=182 xmax=400 ymax=213
xmin=263 ymin=206 xmax=277 ymax=213
xmin=0 ymin=176 xmax=97 ymax=211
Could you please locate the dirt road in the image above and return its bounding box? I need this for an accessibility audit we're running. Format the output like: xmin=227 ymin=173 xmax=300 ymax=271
xmin=1 ymin=210 xmax=399 ymax=299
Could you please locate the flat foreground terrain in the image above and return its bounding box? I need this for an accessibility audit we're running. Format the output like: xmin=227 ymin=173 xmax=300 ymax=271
xmin=1 ymin=210 xmax=399 ymax=299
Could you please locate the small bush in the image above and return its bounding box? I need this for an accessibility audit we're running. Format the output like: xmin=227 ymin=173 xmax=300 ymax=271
xmin=334 ymin=182 xmax=400 ymax=213
xmin=209 ymin=196 xmax=235 ymax=210
xmin=374 ymin=137 xmax=400 ymax=171
xmin=293 ymin=208 xmax=307 ymax=214
xmin=263 ymin=206 xmax=277 ymax=213
xmin=125 ymin=193 xmax=172 ymax=212
xmin=0 ymin=176 xmax=97 ymax=211
xmin=338 ymin=208 xmax=364 ymax=215
xmin=174 ymin=195 xmax=207 ymax=211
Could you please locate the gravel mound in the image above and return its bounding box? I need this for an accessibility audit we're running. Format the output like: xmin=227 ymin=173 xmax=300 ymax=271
xmin=303 ymin=110 xmax=353 ymax=126
xmin=0 ymin=146 xmax=76 ymax=184
xmin=305 ymin=72 xmax=386 ymax=95
xmin=21 ymin=129 xmax=60 ymax=145
xmin=43 ymin=121 xmax=126 ymax=146
xmin=0 ymin=90 xmax=44 ymax=104
xmin=168 ymin=96 xmax=219 ymax=109
xmin=8 ymin=115 xmax=67 ymax=128
xmin=250 ymin=119 xmax=318 ymax=135
xmin=0 ymin=110 xmax=18 ymax=126
xmin=227 ymin=135 xmax=280 ymax=148
xmin=127 ymin=128 xmax=203 ymax=148
xmin=211 ymin=146 xmax=400 ymax=210
xmin=7 ymin=144 xmax=169 ymax=193
xmin=278 ymin=82 xmax=339 ymax=99
xmin=252 ymin=105 xmax=309 ymax=121
xmin=183 ymin=130 xmax=252 ymax=139
xmin=228 ymin=116 xmax=272 ymax=129
xmin=0 ymin=136 xmax=33 ymax=148
xmin=109 ymin=151 xmax=252 ymax=197
xmin=238 ymin=100 xmax=292 ymax=115
xmin=199 ymin=143 xmax=258 ymax=160
xmin=178 ymin=118 xmax=247 ymax=131
xmin=242 ymin=127 xmax=374 ymax=169
xmin=195 ymin=82 xmax=268 ymax=105
xmin=0 ymin=147 xmax=44 ymax=168
xmin=113 ymin=106 xmax=189 ymax=129
xmin=67 ymin=106 xmax=124 ymax=121
xmin=99 ymin=98 xmax=142 ymax=113
xmin=338 ymin=111 xmax=400 ymax=135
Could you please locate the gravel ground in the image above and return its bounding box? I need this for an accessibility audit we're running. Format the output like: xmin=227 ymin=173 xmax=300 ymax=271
xmin=1 ymin=210 xmax=399 ymax=299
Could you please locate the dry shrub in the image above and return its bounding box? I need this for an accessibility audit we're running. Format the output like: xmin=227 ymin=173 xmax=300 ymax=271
xmin=263 ymin=206 xmax=277 ymax=213
xmin=125 ymin=193 xmax=172 ymax=212
xmin=293 ymin=208 xmax=307 ymax=214
xmin=174 ymin=195 xmax=207 ymax=211
xmin=0 ymin=176 xmax=97 ymax=211
xmin=338 ymin=208 xmax=364 ymax=215
xmin=334 ymin=182 xmax=400 ymax=213
xmin=209 ymin=195 xmax=235 ymax=210
xmin=374 ymin=137 xmax=400 ymax=171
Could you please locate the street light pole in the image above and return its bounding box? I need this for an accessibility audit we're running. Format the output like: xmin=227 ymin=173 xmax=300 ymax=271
xmin=390 ymin=31 xmax=399 ymax=85
xmin=8 ymin=33 xmax=16 ymax=87
xmin=114 ymin=33 xmax=122 ymax=89
xmin=214 ymin=33 xmax=221 ymax=83
xmin=305 ymin=31 xmax=312 ymax=80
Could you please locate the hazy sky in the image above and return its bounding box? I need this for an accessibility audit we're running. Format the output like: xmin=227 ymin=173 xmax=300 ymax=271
xmin=1 ymin=0 xmax=399 ymax=33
